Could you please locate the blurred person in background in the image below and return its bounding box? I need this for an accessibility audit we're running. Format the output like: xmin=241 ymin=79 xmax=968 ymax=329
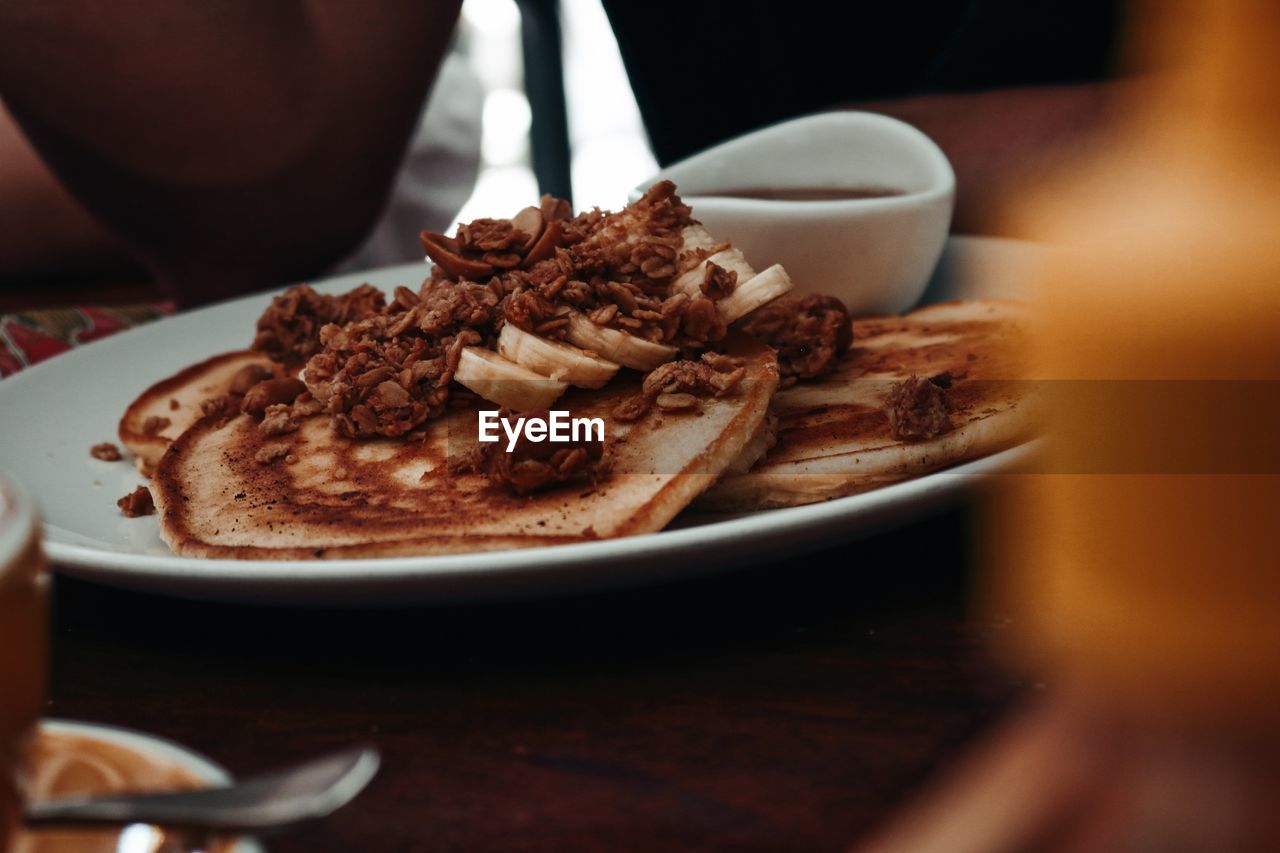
xmin=0 ymin=32 xmax=480 ymax=294
xmin=0 ymin=1 xmax=1124 ymax=306
xmin=602 ymin=0 xmax=1126 ymax=233
xmin=0 ymin=2 xmax=471 ymax=306
xmin=0 ymin=98 xmax=135 ymax=286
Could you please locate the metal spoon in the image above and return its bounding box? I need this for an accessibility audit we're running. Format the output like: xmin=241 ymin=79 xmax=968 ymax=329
xmin=25 ymin=744 xmax=380 ymax=835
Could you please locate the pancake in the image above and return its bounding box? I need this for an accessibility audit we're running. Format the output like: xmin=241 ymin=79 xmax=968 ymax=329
xmin=118 ymin=350 xmax=282 ymax=475
xmin=696 ymin=300 xmax=1034 ymax=511
xmin=152 ymin=333 xmax=778 ymax=558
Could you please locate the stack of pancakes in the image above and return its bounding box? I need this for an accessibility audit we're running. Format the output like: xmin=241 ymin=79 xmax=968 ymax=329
xmin=118 ymin=297 xmax=1031 ymax=559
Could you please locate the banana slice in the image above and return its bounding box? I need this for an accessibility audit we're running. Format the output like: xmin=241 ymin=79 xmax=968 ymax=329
xmin=563 ymin=312 xmax=677 ymax=371
xmin=677 ymin=223 xmax=722 ymax=257
xmin=674 ymin=224 xmax=795 ymax=322
xmin=671 ymin=247 xmax=757 ymax=297
xmin=453 ymin=347 xmax=568 ymax=411
xmin=497 ymin=324 xmax=619 ymax=389
xmin=717 ymin=263 xmax=794 ymax=323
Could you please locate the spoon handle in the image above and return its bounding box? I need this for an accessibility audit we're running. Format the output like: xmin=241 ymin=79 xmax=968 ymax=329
xmin=25 ymin=744 xmax=379 ymax=834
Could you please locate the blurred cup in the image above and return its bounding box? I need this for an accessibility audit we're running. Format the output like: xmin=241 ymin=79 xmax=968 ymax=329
xmin=989 ymin=0 xmax=1280 ymax=736
xmin=0 ymin=476 xmax=47 ymax=850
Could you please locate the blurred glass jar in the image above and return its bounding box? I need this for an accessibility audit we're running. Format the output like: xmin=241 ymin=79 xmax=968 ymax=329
xmin=860 ymin=4 xmax=1280 ymax=850
xmin=0 ymin=479 xmax=232 ymax=853
xmin=0 ymin=476 xmax=48 ymax=850
xmin=993 ymin=0 xmax=1280 ymax=736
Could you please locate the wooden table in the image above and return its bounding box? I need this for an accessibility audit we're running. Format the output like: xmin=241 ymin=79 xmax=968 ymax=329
xmin=48 ymin=500 xmax=1021 ymax=852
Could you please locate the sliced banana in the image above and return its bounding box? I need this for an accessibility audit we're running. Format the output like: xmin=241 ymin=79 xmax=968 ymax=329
xmin=717 ymin=263 xmax=794 ymax=323
xmin=563 ymin=312 xmax=677 ymax=371
xmin=677 ymin=223 xmax=723 ymax=258
xmin=459 ymin=223 xmax=788 ymax=396
xmin=454 ymin=347 xmax=567 ymax=411
xmin=497 ymin=324 xmax=619 ymax=389
xmin=671 ymin=247 xmax=757 ymax=297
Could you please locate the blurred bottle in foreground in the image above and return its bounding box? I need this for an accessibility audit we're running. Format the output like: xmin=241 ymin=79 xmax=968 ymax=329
xmin=1002 ymin=0 xmax=1280 ymax=734
xmin=863 ymin=0 xmax=1280 ymax=850
xmin=0 ymin=478 xmax=47 ymax=852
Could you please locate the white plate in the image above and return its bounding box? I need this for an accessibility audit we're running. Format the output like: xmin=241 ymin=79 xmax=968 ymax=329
xmin=26 ymin=719 xmax=260 ymax=852
xmin=0 ymin=237 xmax=1038 ymax=605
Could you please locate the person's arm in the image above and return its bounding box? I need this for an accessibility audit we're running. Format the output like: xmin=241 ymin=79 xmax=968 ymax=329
xmin=853 ymin=81 xmax=1138 ymax=234
xmin=0 ymin=1 xmax=461 ymax=304
xmin=0 ymin=98 xmax=133 ymax=283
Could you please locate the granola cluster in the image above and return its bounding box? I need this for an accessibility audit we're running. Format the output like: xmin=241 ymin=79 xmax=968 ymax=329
xmin=421 ymin=181 xmax=728 ymax=350
xmin=199 ymin=367 xmax=312 ymax=435
xmin=613 ymin=352 xmax=748 ymax=421
xmin=734 ymin=293 xmax=852 ymax=386
xmin=252 ymin=283 xmax=386 ymax=366
xmin=419 ymin=196 xmax=570 ymax=281
xmin=299 ymin=281 xmax=502 ymax=438
xmin=90 ymin=442 xmax=122 ymax=461
xmin=305 ymin=322 xmax=462 ymax=439
xmin=884 ymin=375 xmax=954 ymax=441
xmin=117 ymin=485 xmax=155 ymax=517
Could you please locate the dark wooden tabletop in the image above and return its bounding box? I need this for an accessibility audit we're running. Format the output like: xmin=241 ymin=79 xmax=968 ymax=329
xmin=48 ymin=500 xmax=1022 ymax=852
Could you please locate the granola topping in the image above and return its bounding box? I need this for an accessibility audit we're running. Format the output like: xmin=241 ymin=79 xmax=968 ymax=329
xmin=420 ymin=181 xmax=725 ymax=350
xmin=293 ymin=183 xmax=790 ymax=442
xmin=613 ymin=352 xmax=747 ymax=422
xmin=301 ymin=282 xmax=497 ymax=438
xmin=242 ymin=182 xmax=839 ymax=470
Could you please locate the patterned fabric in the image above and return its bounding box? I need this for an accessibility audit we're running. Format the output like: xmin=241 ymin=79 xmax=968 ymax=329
xmin=0 ymin=303 xmax=174 ymax=378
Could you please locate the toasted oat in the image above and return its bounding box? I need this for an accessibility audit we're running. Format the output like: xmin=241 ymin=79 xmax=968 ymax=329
xmin=656 ymin=392 xmax=698 ymax=412
xmin=90 ymin=442 xmax=123 ymax=461
xmin=117 ymin=485 xmax=155 ymax=517
xmin=254 ymin=443 xmax=291 ymax=465
xmin=141 ymin=415 xmax=171 ymax=435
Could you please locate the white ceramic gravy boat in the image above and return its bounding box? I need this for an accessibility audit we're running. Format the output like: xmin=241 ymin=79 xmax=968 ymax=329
xmin=631 ymin=111 xmax=955 ymax=314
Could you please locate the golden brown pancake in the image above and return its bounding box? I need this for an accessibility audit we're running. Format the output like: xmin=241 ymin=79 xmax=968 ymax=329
xmin=118 ymin=350 xmax=281 ymax=475
xmin=696 ymin=300 xmax=1034 ymax=511
xmin=152 ymin=334 xmax=778 ymax=558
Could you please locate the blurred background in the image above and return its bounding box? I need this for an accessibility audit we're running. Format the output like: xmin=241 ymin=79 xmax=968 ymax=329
xmin=451 ymin=0 xmax=656 ymax=225
xmin=0 ymin=0 xmax=657 ymax=294
xmin=333 ymin=0 xmax=658 ymax=273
